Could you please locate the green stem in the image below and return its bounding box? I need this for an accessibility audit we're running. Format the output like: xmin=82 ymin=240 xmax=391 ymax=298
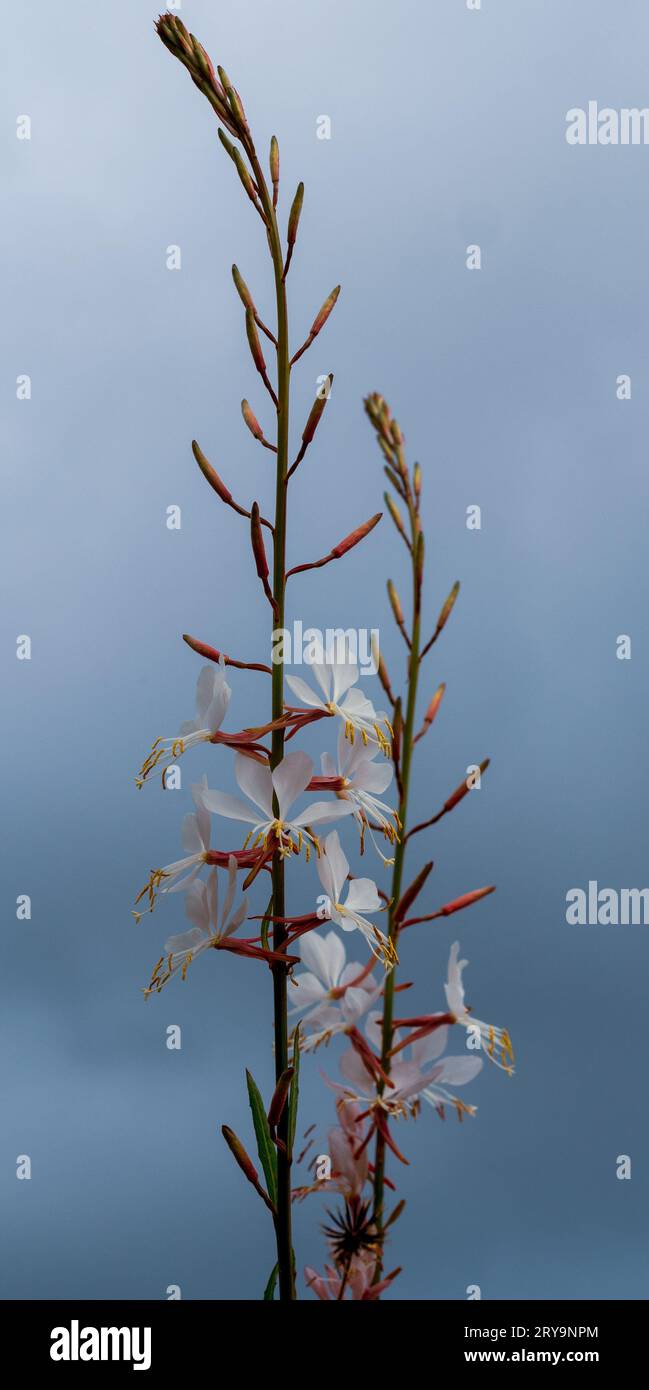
xmin=372 ymin=520 xmax=422 ymax=1273
xmin=250 ymin=149 xmax=295 ymax=1301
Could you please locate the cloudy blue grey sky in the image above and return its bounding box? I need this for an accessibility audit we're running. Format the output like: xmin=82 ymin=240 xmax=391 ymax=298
xmin=3 ymin=0 xmax=649 ymax=1300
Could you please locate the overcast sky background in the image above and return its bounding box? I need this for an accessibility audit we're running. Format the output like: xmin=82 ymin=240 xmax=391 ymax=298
xmin=2 ymin=0 xmax=649 ymax=1301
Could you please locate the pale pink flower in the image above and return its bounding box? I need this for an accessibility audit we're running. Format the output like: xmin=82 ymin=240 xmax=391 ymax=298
xmin=136 ymin=659 xmax=231 ymax=787
xmin=316 ymin=830 xmax=397 ymax=968
xmin=337 ymin=1011 xmax=483 ymax=1121
xmin=200 ymin=750 xmax=353 ymax=858
xmin=290 ymin=929 xmax=381 ymax=1050
xmin=286 ymin=656 xmax=392 ymax=754
xmin=145 ymin=856 xmax=248 ymax=996
xmin=445 ymin=941 xmax=514 ymax=1073
xmin=304 ymin=1253 xmax=398 ymax=1301
xmin=321 ymin=726 xmax=397 ymax=863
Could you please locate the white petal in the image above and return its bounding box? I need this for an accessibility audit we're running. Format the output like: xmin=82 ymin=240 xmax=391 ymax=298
xmin=344 ymin=877 xmax=381 ymax=915
xmin=200 ymin=788 xmax=259 ymax=825
xmin=317 ymin=854 xmax=336 ymax=904
xmin=272 ymin=749 xmax=313 ymax=819
xmin=320 ymin=750 xmax=337 ymax=778
xmin=304 ymin=1003 xmax=340 ymax=1034
xmin=330 ymin=660 xmax=359 ymax=704
xmin=338 ymin=962 xmax=371 ymax=988
xmin=364 ymin=1010 xmax=383 ymax=1050
xmin=185 ymin=880 xmax=210 ymax=931
xmin=225 ymin=895 xmax=248 ymax=935
xmin=292 ymin=799 xmax=355 ymax=827
xmin=191 ymin=775 xmax=211 ymax=850
xmin=181 ymin=811 xmax=202 ymax=855
xmin=338 ymin=687 xmax=378 ymax=721
xmin=221 ymin=854 xmax=237 ymax=928
xmin=291 ymin=971 xmax=328 ymax=1007
xmin=390 ymin=1061 xmax=428 ymax=1102
xmin=178 ymin=718 xmax=199 ymax=737
xmin=310 ymin=662 xmax=332 ymax=702
xmin=444 ymin=941 xmax=467 ymax=1017
xmin=341 ymin=986 xmax=373 ymax=1022
xmin=433 ymin=1055 xmax=483 ymax=1086
xmin=194 ymin=665 xmax=217 ymax=721
xmin=235 ymin=753 xmax=273 ymax=816
xmin=411 ymin=1026 xmax=449 ymax=1068
xmin=339 ymin=1047 xmax=374 ymax=1095
xmin=164 ymin=925 xmax=207 ymax=956
xmin=204 ymin=678 xmax=231 ymax=734
xmin=353 ymin=759 xmax=394 ymax=795
xmin=207 ymin=867 xmax=218 ymax=929
xmin=319 ymin=831 xmax=349 ymax=903
xmin=299 ymin=928 xmax=345 ymax=988
xmin=285 ymin=673 xmax=325 ymax=710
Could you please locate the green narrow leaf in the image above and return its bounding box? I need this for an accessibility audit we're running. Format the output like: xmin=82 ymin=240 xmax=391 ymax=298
xmin=263 ymin=1263 xmax=278 ymax=1301
xmin=287 ymin=1023 xmax=301 ymax=1159
xmin=246 ymin=1069 xmax=278 ymax=1208
xmin=260 ymin=894 xmax=273 ymax=953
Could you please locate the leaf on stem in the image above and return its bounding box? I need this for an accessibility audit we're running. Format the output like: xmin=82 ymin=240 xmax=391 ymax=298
xmin=260 ymin=894 xmax=273 ymax=952
xmin=263 ymin=1264 xmax=279 ymax=1301
xmin=245 ymin=1071 xmax=278 ymax=1209
xmin=287 ymin=1024 xmax=301 ymax=1160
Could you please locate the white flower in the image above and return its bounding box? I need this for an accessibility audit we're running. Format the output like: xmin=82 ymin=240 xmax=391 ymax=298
xmin=290 ymin=929 xmax=382 ymax=1050
xmin=136 ymin=660 xmax=231 ymax=787
xmin=321 ymin=727 xmax=398 ymax=863
xmin=444 ymin=942 xmax=514 ymax=1073
xmin=134 ymin=775 xmax=212 ymax=919
xmin=339 ymin=1011 xmax=483 ymax=1121
xmin=316 ymin=831 xmax=397 ymax=969
xmin=200 ymin=749 xmax=354 ymax=858
xmin=145 ymin=855 xmax=248 ymax=996
xmin=286 ymin=657 xmax=392 ymax=755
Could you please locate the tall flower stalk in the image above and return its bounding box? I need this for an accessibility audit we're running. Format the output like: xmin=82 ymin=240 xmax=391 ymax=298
xmin=139 ymin=15 xmax=385 ymax=1302
xmin=138 ymin=16 xmax=513 ymax=1303
xmin=300 ymin=398 xmax=513 ymax=1299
